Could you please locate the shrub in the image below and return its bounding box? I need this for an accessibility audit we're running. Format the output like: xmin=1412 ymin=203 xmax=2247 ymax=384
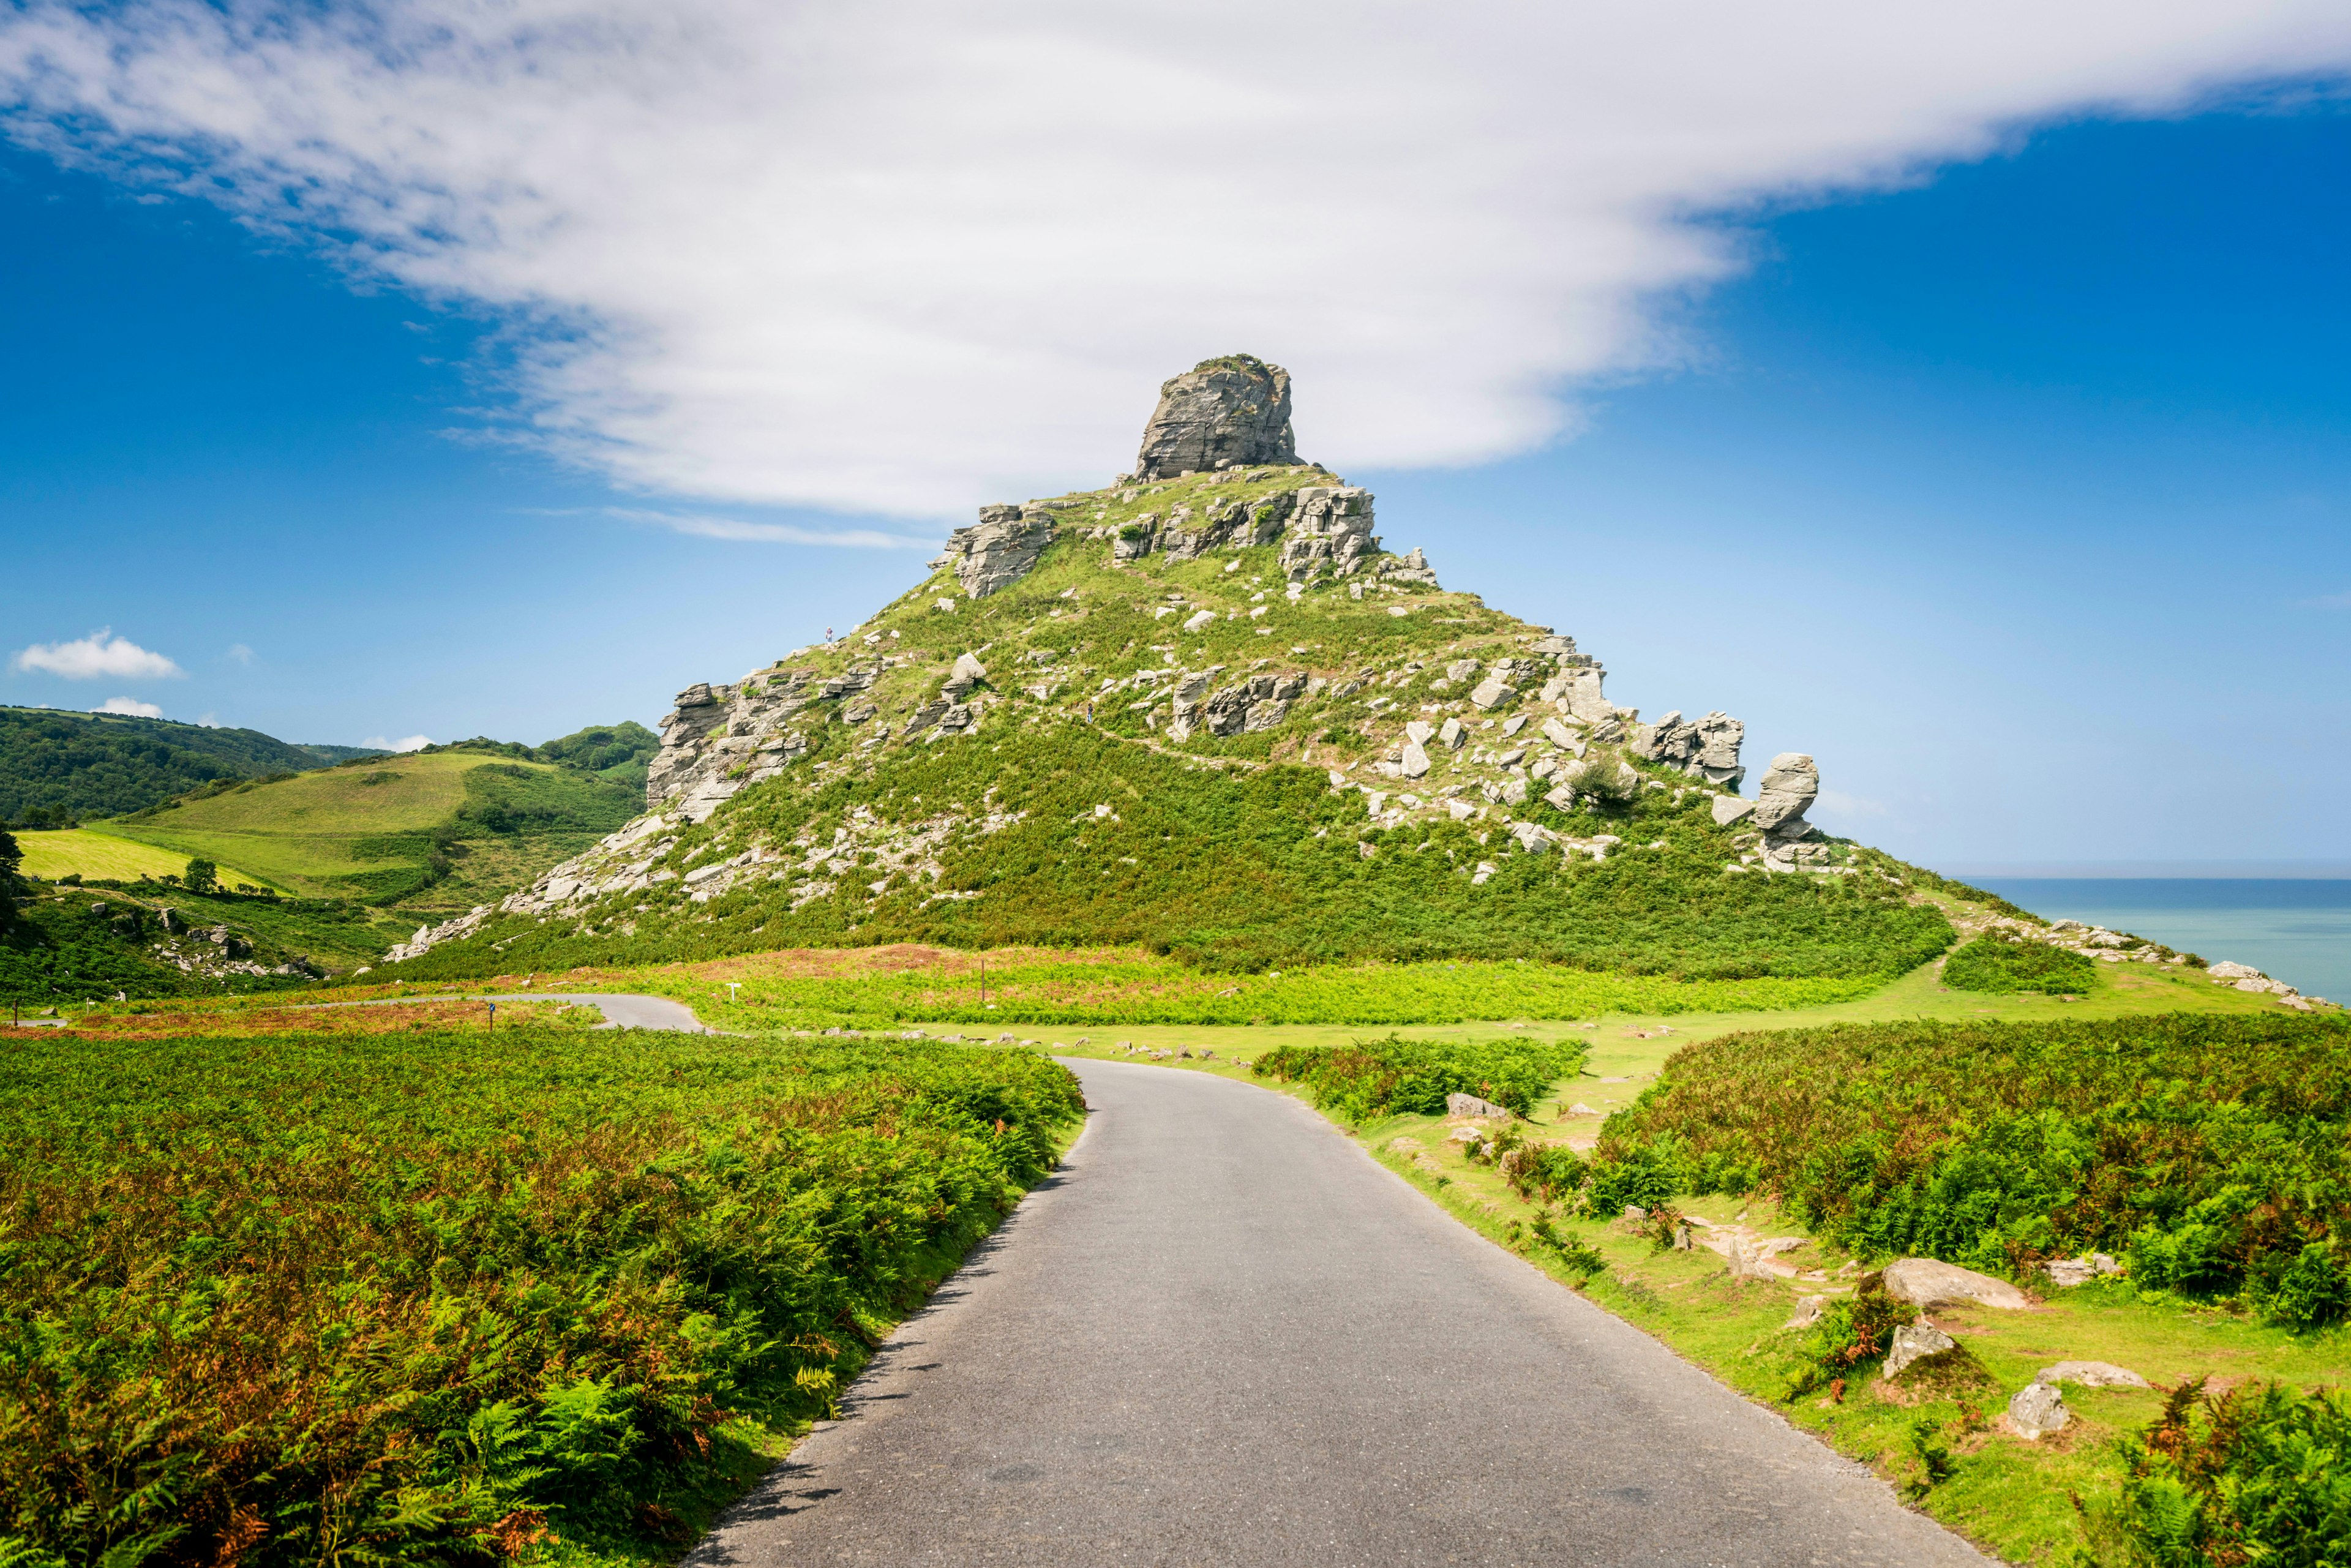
xmin=1599 ymin=1014 xmax=2351 ymax=1315
xmin=1943 ymin=934 xmax=2095 ymax=994
xmin=2096 ymin=1379 xmax=2351 ymax=1567
xmin=1785 ymin=1271 xmax=1918 ymax=1401
xmin=1251 ymin=1035 xmax=1585 ymax=1122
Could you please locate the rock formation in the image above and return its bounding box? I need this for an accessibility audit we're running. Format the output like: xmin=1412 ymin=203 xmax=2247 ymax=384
xmin=1750 ymin=752 xmax=1818 ymax=835
xmin=1133 ymin=354 xmax=1298 ymax=479
xmin=1277 ymin=487 xmax=1379 ymax=580
xmin=1630 ymin=710 xmax=1746 ymax=789
xmin=934 ymin=503 xmax=1058 ymax=599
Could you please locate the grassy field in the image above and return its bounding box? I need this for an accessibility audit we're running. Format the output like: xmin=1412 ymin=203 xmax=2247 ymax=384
xmin=94 ymin=751 xmax=637 ymax=907
xmin=13 ymin=826 xmax=279 ymax=891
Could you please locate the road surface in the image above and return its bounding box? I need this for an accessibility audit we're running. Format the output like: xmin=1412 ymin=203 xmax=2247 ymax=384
xmin=688 ymin=1057 xmax=1989 ymax=1567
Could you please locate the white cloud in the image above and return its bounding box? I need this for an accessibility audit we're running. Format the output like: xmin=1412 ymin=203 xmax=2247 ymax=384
xmin=4 ymin=2 xmax=2349 ymax=517
xmin=12 ymin=629 xmax=184 ymax=680
xmin=604 ymin=508 xmax=936 ymax=550
xmin=225 ymin=643 xmax=255 ymax=665
xmin=363 ymin=734 xmax=434 ymax=753
xmin=94 ymin=696 xmax=165 ymax=718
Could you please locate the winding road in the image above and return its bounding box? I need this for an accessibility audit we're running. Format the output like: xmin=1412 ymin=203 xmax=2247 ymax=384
xmin=689 ymin=1057 xmax=1989 ymax=1567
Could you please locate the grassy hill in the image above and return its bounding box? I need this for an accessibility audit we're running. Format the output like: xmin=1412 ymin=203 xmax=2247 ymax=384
xmin=385 ymin=463 xmax=1980 ymax=980
xmin=0 ymin=705 xmax=381 ymax=825
xmin=12 ymin=827 xmax=278 ymax=892
xmin=99 ymin=748 xmax=643 ymax=908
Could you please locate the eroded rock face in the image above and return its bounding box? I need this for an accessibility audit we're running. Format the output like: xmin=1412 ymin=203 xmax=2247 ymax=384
xmin=1278 ymin=486 xmax=1379 ymax=580
xmin=1134 ymin=354 xmax=1298 ymax=479
xmin=934 ymin=503 xmax=1056 ymax=598
xmin=645 ymin=668 xmax=822 ymax=821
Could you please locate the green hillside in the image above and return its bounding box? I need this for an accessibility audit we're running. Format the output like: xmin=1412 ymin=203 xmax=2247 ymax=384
xmin=0 ymin=705 xmax=382 ymax=825
xmin=386 ymin=462 xmax=1968 ymax=979
xmin=98 ymin=749 xmax=642 ymax=908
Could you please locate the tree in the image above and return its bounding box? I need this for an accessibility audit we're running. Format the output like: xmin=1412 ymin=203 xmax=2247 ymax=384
xmin=0 ymin=828 xmax=20 ymax=929
xmin=184 ymin=858 xmax=218 ymax=895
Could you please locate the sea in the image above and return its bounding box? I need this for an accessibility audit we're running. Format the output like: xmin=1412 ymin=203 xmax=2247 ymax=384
xmin=1971 ymin=879 xmax=2351 ymax=1007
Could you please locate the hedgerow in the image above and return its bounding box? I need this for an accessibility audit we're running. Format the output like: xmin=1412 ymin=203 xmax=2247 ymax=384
xmin=1593 ymin=1014 xmax=2351 ymax=1324
xmin=1250 ymin=1035 xmax=1586 ymax=1120
xmin=1943 ymin=934 xmax=2096 ymax=994
xmin=0 ymin=1027 xmax=1082 ymax=1564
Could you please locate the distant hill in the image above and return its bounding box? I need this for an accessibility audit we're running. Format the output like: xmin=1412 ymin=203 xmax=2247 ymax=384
xmin=0 ymin=706 xmax=383 ymax=825
xmin=97 ymin=748 xmax=644 ymax=908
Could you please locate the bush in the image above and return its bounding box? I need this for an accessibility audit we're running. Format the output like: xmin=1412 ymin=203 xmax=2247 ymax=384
xmin=2097 ymin=1379 xmax=2351 ymax=1566
xmin=1598 ymin=1014 xmax=2351 ymax=1316
xmin=1942 ymin=934 xmax=2095 ymax=994
xmin=1785 ymin=1271 xmax=1917 ymax=1401
xmin=1251 ymin=1035 xmax=1585 ymax=1122
xmin=0 ymin=1027 xmax=1083 ymax=1563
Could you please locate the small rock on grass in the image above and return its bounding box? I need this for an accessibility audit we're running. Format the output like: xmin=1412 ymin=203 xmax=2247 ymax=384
xmin=2009 ymin=1379 xmax=2071 ymax=1439
xmin=2038 ymin=1360 xmax=2148 ymax=1389
xmin=1882 ymin=1323 xmax=1956 ymax=1379
xmin=1786 ymin=1295 xmax=1829 ymax=1329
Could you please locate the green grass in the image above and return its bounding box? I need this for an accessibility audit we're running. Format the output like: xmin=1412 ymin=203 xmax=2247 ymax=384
xmin=12 ymin=827 xmax=277 ymax=892
xmin=0 ymin=1025 xmax=1082 ymax=1566
xmin=96 ymin=752 xmax=639 ymax=907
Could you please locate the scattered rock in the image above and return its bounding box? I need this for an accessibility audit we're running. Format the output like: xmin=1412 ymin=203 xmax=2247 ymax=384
xmin=1134 ymin=354 xmax=1298 ymax=479
xmin=2044 ymin=1253 xmax=2124 ymax=1288
xmin=2009 ymin=1379 xmax=2071 ymax=1439
xmin=1883 ymin=1323 xmax=1958 ymax=1380
xmin=1711 ymin=794 xmax=1755 ymax=827
xmin=1468 ymin=677 xmax=1515 ymax=710
xmin=2037 ymin=1361 xmax=2148 ymax=1390
xmin=1400 ymin=741 xmax=1431 ymax=779
xmin=1787 ymin=1295 xmax=1830 ymax=1330
xmin=1446 ymin=1091 xmax=1512 ymax=1119
xmin=1438 ymin=717 xmax=1464 ymax=749
xmin=1882 ymin=1257 xmax=2031 ymax=1311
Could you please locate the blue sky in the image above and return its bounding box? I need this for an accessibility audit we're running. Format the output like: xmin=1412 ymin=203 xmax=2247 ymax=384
xmin=4 ymin=91 xmax=2349 ymax=868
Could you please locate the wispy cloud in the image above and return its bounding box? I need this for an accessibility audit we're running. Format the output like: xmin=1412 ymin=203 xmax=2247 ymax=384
xmin=13 ymin=629 xmax=184 ymax=680
xmin=225 ymin=643 xmax=256 ymax=665
xmin=94 ymin=696 xmax=164 ymax=718
xmin=363 ymin=734 xmax=433 ymax=752
xmin=604 ymin=508 xmax=937 ymax=550
xmin=6 ymin=2 xmax=2347 ymax=516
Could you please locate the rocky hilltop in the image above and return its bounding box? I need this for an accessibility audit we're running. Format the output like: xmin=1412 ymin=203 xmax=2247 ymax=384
xmin=385 ymin=358 xmax=1936 ymax=975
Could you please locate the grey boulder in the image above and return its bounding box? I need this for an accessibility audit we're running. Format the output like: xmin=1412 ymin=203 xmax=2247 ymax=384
xmin=1750 ymin=752 xmax=1820 ymax=834
xmin=2009 ymin=1380 xmax=2071 ymax=1439
xmin=1883 ymin=1323 xmax=1957 ymax=1380
xmin=1881 ymin=1257 xmax=2030 ymax=1311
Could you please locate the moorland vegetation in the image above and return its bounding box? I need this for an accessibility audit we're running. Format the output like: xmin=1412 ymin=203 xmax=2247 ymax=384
xmin=0 ymin=1024 xmax=1082 ymax=1564
xmin=1593 ymin=1013 xmax=2351 ymax=1326
xmin=0 ymin=706 xmax=378 ymax=827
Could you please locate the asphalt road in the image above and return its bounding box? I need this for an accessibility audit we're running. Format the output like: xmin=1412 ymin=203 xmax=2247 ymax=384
xmin=689 ymin=1057 xmax=1990 ymax=1567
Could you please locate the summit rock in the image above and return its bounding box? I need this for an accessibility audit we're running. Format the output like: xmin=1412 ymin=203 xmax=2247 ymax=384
xmin=1133 ymin=354 xmax=1299 ymax=479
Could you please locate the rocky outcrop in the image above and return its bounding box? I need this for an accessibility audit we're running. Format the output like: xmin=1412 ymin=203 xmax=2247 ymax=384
xmin=1133 ymin=354 xmax=1298 ymax=479
xmin=934 ymin=503 xmax=1056 ymax=598
xmin=1180 ymin=670 xmax=1307 ymax=739
xmin=1382 ymin=546 xmax=1439 ymax=587
xmin=1630 ymin=710 xmax=1745 ymax=789
xmin=1750 ymin=752 xmax=1819 ymax=834
xmin=644 ymin=665 xmax=836 ymax=821
xmin=1883 ymin=1323 xmax=1957 ymax=1380
xmin=1277 ymin=487 xmax=1379 ymax=580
